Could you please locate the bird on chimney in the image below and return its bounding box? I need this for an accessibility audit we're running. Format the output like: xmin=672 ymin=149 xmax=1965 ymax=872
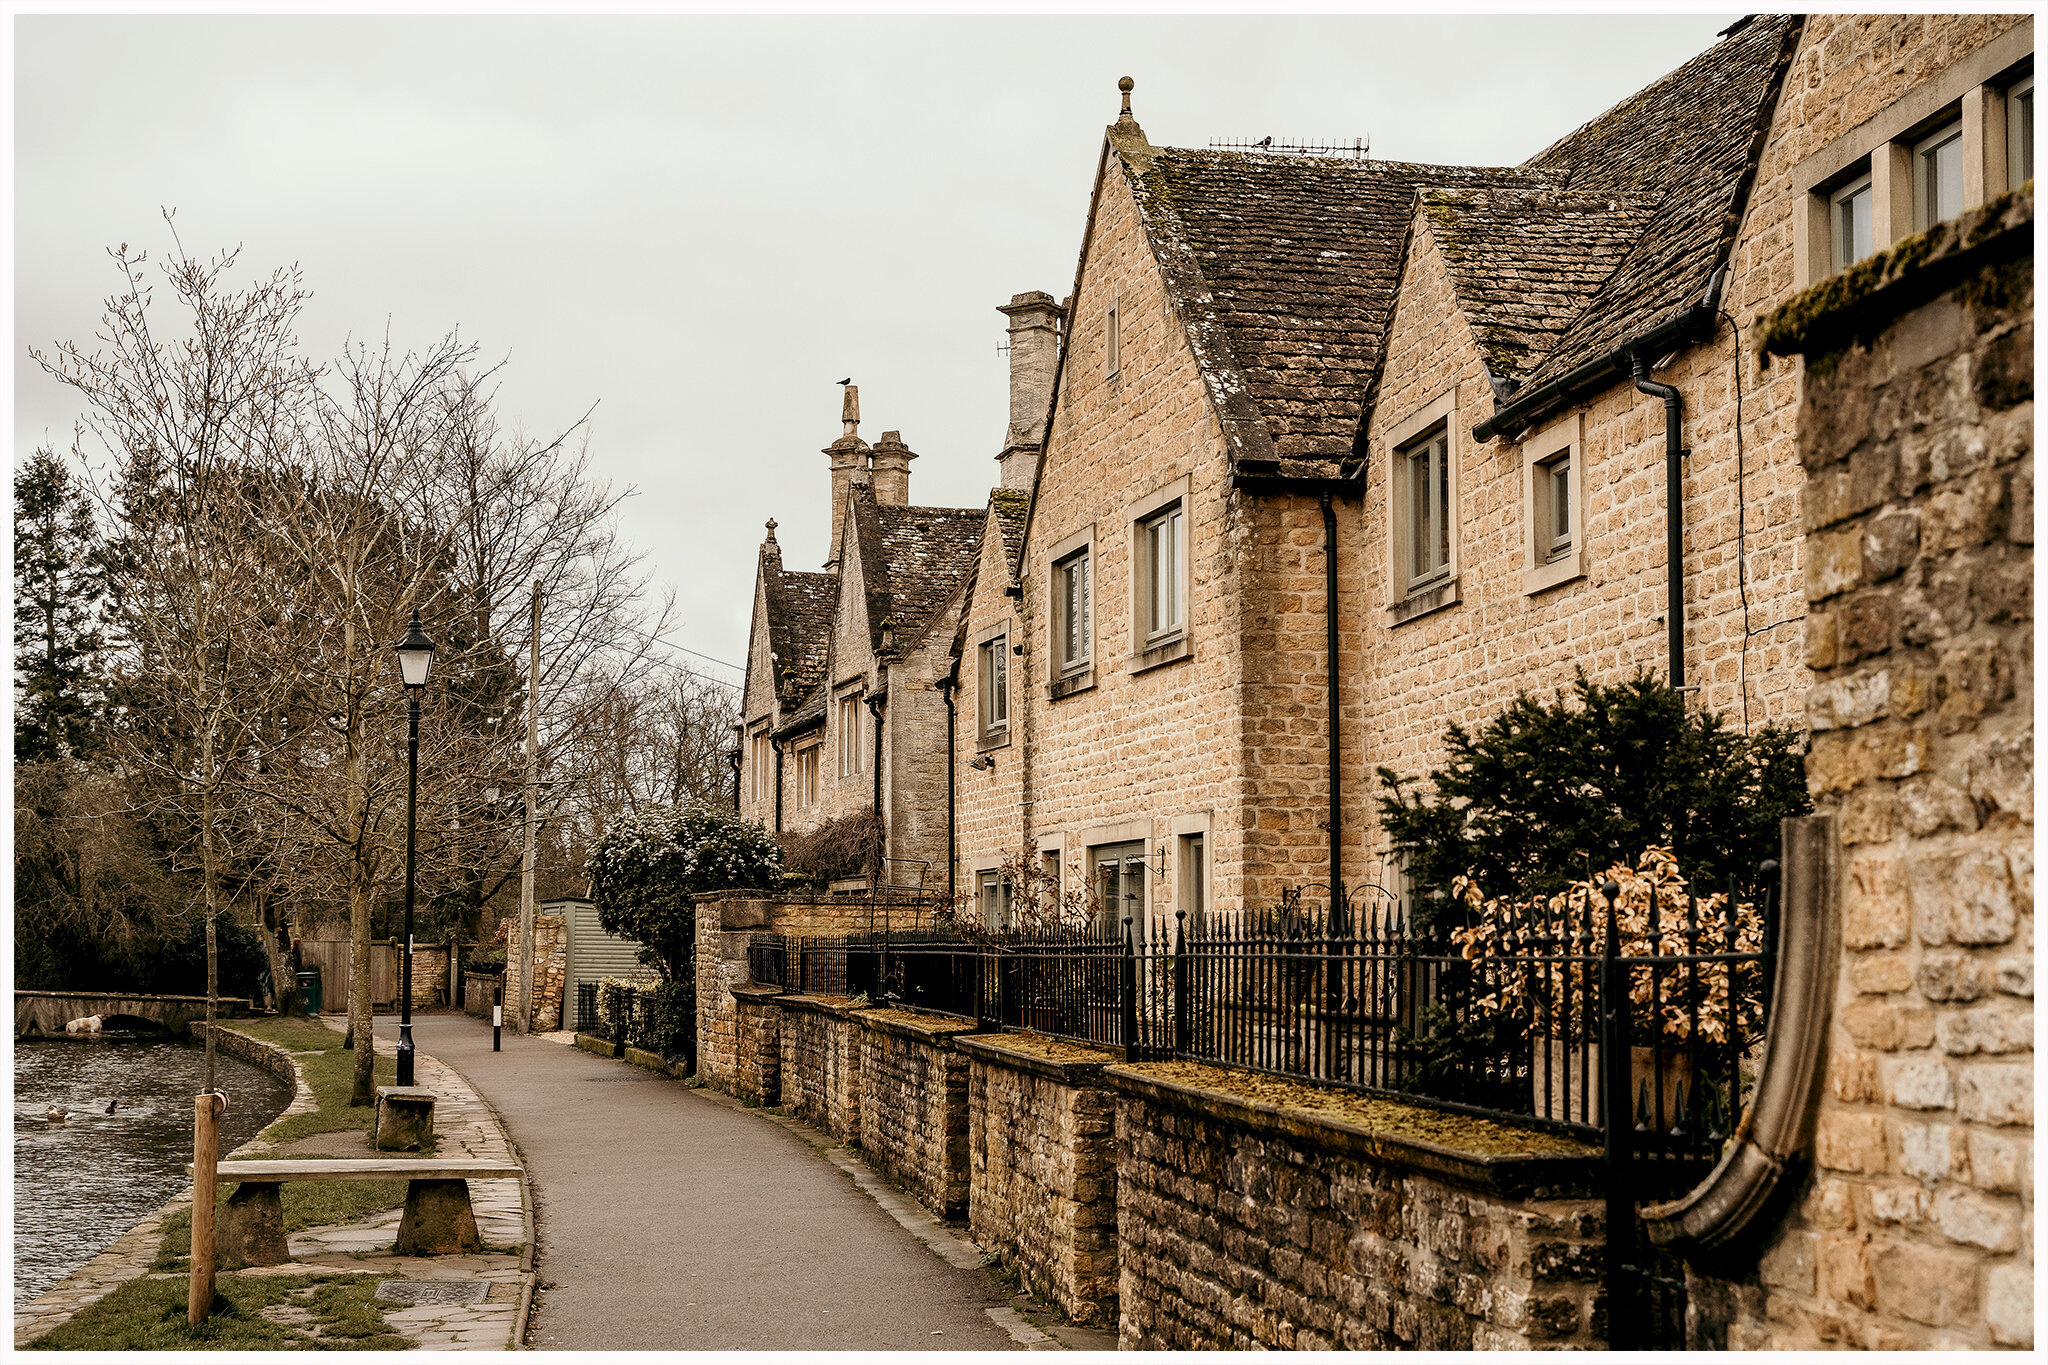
xmin=837 ymin=377 xmax=851 ymax=386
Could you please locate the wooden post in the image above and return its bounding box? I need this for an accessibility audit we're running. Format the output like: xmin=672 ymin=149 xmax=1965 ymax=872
xmin=188 ymin=1091 xmax=224 ymax=1325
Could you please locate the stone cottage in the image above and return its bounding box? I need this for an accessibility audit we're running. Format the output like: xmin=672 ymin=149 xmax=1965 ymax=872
xmin=737 ymin=383 xmax=999 ymax=900
xmin=946 ymin=14 xmax=2034 ymax=937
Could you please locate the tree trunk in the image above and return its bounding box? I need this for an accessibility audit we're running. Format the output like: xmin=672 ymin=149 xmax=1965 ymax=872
xmin=200 ymin=731 xmax=219 ymax=1094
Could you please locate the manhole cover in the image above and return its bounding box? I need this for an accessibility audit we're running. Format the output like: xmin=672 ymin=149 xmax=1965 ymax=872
xmin=375 ymin=1281 xmax=489 ymax=1306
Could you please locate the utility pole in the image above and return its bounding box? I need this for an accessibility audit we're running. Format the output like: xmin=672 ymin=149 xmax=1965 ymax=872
xmin=519 ymin=579 xmax=542 ymax=1034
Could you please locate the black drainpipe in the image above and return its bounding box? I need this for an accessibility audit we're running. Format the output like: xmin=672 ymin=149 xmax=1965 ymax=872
xmin=773 ymin=741 xmax=784 ymax=833
xmin=937 ymin=676 xmax=957 ymax=908
xmin=1630 ymin=354 xmax=1687 ymax=691
xmin=867 ymin=691 xmax=887 ymax=879
xmin=1320 ymin=491 xmax=1344 ymax=924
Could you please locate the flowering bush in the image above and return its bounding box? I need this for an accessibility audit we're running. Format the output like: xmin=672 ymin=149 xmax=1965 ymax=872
xmin=1448 ymin=848 xmax=1768 ymax=1045
xmin=585 ymin=801 xmax=782 ymax=977
xmin=943 ymin=848 xmax=1101 ymax=938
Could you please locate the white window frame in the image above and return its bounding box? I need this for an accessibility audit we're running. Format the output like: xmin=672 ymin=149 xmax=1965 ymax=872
xmin=1046 ymin=524 xmax=1097 ymax=697
xmin=836 ymin=692 xmax=863 ymax=778
xmin=1521 ymin=410 xmax=1586 ymax=596
xmin=1383 ymin=387 xmax=1461 ymax=622
xmin=1138 ymin=504 xmax=1184 ymax=643
xmin=1055 ymin=548 xmax=1092 ymax=674
xmin=976 ymin=629 xmax=1010 ymax=744
xmin=1830 ymin=171 xmax=1875 ymax=272
xmin=1913 ymin=118 xmax=1966 ymax=231
xmin=977 ymin=867 xmax=1012 ymax=932
xmin=1125 ymin=476 xmax=1193 ymax=669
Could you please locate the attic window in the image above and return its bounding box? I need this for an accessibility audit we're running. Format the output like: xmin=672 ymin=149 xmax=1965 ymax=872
xmin=1831 ymin=174 xmax=1874 ymax=272
xmin=1912 ymin=119 xmax=1965 ymax=231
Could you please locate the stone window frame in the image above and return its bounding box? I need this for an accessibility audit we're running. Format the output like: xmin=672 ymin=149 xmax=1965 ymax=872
xmin=1520 ymin=409 xmax=1587 ymax=597
xmin=1792 ymin=26 xmax=2035 ymax=286
xmin=973 ymin=619 xmax=1012 ymax=751
xmin=2008 ymin=72 xmax=2033 ymax=188
xmin=793 ymin=741 xmax=821 ymax=809
xmin=1076 ymin=817 xmax=1154 ymax=941
xmin=745 ymin=725 xmax=773 ymax=804
xmin=1382 ymin=386 xmax=1463 ymax=625
xmin=1046 ymin=523 xmax=1096 ymax=700
xmin=1168 ymin=811 xmax=1212 ymax=926
xmin=1036 ymin=832 xmax=1067 ymax=907
xmin=1126 ymin=474 xmax=1193 ymax=674
xmin=968 ymin=850 xmax=1011 ymax=933
xmin=834 ymin=687 xmax=864 ymax=778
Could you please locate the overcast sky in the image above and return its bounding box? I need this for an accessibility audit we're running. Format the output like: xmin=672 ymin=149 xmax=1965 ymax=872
xmin=15 ymin=13 xmax=1735 ymax=681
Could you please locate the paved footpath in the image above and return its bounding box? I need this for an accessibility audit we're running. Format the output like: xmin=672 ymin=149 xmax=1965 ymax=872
xmin=407 ymin=1013 xmax=1023 ymax=1351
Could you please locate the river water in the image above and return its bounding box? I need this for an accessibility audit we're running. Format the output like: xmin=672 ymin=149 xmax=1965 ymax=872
xmin=13 ymin=1038 xmax=293 ymax=1304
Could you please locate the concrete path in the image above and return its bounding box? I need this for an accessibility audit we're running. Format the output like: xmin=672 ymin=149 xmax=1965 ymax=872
xmin=406 ymin=1012 xmax=1022 ymax=1351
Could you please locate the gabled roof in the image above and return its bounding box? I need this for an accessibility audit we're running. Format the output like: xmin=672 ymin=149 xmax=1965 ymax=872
xmin=1511 ymin=13 xmax=1802 ymax=390
xmin=989 ymin=487 xmax=1029 ymax=581
xmin=1420 ymin=186 xmax=1661 ymax=387
xmin=758 ymin=536 xmax=837 ymax=709
xmin=847 ymin=488 xmax=986 ymax=652
xmin=1112 ymin=14 xmax=1801 ymax=475
xmin=1129 ymin=152 xmax=1538 ymax=479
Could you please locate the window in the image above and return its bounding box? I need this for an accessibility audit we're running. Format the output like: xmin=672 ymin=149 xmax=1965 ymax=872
xmin=1041 ymin=850 xmax=1063 ymax=905
xmin=1178 ymin=833 xmax=1206 ymax=926
xmin=795 ymin=745 xmax=820 ymax=808
xmin=1520 ymin=412 xmax=1584 ymax=595
xmin=1539 ymin=453 xmax=1572 ymax=561
xmin=747 ymin=731 xmax=772 ymax=803
xmin=1105 ymin=296 xmax=1121 ymax=379
xmin=1831 ymin=173 xmax=1875 ymax=272
xmin=2010 ymin=76 xmax=2034 ymax=189
xmin=1913 ymin=120 xmax=1965 ymax=230
xmin=1399 ymin=426 xmax=1452 ymax=590
xmin=978 ymin=869 xmax=1012 ymax=932
xmin=1138 ymin=503 xmax=1184 ymax=642
xmin=837 ymin=694 xmax=862 ymax=777
xmin=978 ymin=635 xmax=1009 ymax=738
xmin=1055 ymin=549 xmax=1091 ymax=674
xmin=1093 ymin=841 xmax=1147 ymax=937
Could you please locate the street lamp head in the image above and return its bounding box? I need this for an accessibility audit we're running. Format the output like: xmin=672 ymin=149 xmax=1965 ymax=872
xmin=394 ymin=610 xmax=436 ymax=689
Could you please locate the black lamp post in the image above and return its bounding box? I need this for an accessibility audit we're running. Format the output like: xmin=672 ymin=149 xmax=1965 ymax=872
xmin=393 ymin=609 xmax=436 ymax=1088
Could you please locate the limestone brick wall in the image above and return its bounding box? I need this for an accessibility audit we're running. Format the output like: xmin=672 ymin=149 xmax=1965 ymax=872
xmin=404 ymin=947 xmax=449 ymax=1011
xmin=881 ymin=634 xmax=958 ymax=892
xmin=499 ymin=915 xmax=566 ymax=1032
xmin=694 ymin=913 xmax=753 ymax=1093
xmin=729 ymin=992 xmax=782 ymax=1106
xmin=962 ymin=1037 xmax=1120 ymax=1326
xmin=1690 ymin=196 xmax=2032 ymax=1350
xmin=1110 ymin=1066 xmax=1608 ymax=1350
xmin=778 ymin=997 xmax=865 ymax=1144
xmin=858 ymin=1011 xmax=979 ymax=1219
xmin=1018 ymin=158 xmax=1247 ymax=928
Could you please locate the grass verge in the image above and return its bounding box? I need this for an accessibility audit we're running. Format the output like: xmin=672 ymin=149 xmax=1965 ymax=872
xmin=26 ymin=1272 xmax=405 ymax=1350
xmin=154 ymin=1017 xmax=407 ymax=1272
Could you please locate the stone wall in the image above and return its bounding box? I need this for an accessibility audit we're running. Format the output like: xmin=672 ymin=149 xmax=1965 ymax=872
xmin=727 ymin=986 xmax=783 ymax=1106
xmin=858 ymin=1010 xmax=980 ymax=1220
xmin=777 ymin=996 xmax=865 ymax=1144
xmin=960 ymin=1034 xmax=1120 ymax=1326
xmin=404 ymin=947 xmax=449 ymax=1011
xmin=499 ymin=914 xmax=566 ymax=1032
xmin=1108 ymin=1063 xmax=1608 ymax=1350
xmin=1693 ymin=190 xmax=2033 ymax=1349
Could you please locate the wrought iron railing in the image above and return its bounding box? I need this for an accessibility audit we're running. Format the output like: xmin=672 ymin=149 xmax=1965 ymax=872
xmin=575 ymin=982 xmax=600 ymax=1034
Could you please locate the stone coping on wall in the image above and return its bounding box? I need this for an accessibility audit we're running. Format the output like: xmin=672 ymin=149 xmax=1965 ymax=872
xmin=772 ymin=993 xmax=865 ymax=1019
xmin=1102 ymin=1061 xmax=1602 ymax=1200
xmin=857 ymin=1008 xmax=988 ymax=1045
xmin=954 ymin=1032 xmax=1119 ymax=1085
xmin=727 ymin=983 xmax=788 ymax=1006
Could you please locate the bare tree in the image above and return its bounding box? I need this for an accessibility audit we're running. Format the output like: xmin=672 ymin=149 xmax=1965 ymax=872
xmin=32 ymin=222 xmax=315 ymax=1090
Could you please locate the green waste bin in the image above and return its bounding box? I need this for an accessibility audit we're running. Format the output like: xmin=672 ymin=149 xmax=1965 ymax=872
xmin=297 ymin=967 xmax=321 ymax=1015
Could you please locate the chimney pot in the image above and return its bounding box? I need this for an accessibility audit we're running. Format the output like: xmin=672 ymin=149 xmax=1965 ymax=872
xmin=870 ymin=430 xmax=916 ymax=507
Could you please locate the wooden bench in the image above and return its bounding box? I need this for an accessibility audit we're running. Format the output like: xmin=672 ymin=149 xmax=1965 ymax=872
xmin=188 ymin=1158 xmax=523 ymax=1266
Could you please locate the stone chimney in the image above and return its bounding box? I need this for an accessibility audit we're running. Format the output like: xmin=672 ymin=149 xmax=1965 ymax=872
xmin=997 ymin=291 xmax=1065 ymax=490
xmin=869 ymin=430 xmax=916 ymax=507
xmin=824 ymin=383 xmax=869 ymax=571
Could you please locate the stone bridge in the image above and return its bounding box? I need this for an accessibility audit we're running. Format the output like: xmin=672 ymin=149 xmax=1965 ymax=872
xmin=15 ymin=991 xmax=253 ymax=1039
